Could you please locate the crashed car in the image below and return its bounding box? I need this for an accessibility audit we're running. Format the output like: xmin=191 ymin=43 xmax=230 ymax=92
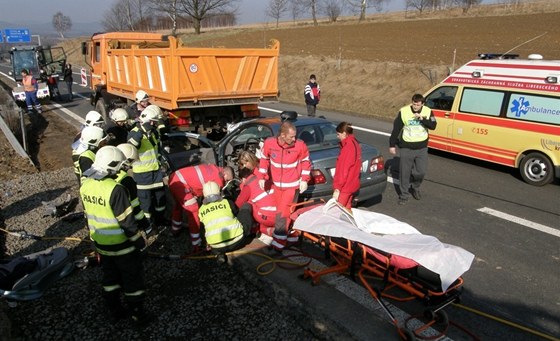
xmin=161 ymin=112 xmax=387 ymax=204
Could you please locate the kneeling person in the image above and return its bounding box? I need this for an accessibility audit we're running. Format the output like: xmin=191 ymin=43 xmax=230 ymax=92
xmin=198 ymin=181 xmax=253 ymax=258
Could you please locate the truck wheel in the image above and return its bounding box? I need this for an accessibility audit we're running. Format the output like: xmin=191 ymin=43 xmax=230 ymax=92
xmin=95 ymin=97 xmax=108 ymax=121
xmin=520 ymin=152 xmax=554 ymax=186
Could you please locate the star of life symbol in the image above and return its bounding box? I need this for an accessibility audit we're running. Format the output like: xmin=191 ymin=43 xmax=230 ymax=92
xmin=511 ymin=96 xmax=530 ymax=117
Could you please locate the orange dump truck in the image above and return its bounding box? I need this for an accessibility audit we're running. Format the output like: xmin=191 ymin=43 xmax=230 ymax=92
xmin=82 ymin=32 xmax=279 ymax=132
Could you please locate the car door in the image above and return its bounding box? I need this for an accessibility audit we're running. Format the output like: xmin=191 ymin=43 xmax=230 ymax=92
xmin=425 ymin=85 xmax=458 ymax=151
xmin=216 ymin=122 xmax=274 ymax=170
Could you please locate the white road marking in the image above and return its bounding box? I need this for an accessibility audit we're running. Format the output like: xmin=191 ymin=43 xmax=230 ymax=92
xmin=477 ymin=207 xmax=560 ymax=238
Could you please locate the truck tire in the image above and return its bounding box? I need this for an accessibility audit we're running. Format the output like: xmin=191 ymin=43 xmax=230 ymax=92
xmin=95 ymin=97 xmax=108 ymax=121
xmin=519 ymin=152 xmax=554 ymax=186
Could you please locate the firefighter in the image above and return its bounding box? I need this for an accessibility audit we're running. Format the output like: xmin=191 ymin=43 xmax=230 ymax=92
xmin=168 ymin=164 xmax=225 ymax=251
xmin=127 ymin=105 xmax=167 ymax=229
xmin=80 ymin=145 xmax=150 ymax=326
xmin=116 ymin=143 xmax=153 ymax=235
xmin=198 ymin=181 xmax=253 ymax=263
xmin=127 ymin=90 xmax=150 ymax=122
xmin=72 ymin=125 xmax=105 ymax=185
xmin=257 ymin=121 xmax=311 ymax=252
xmin=20 ymin=68 xmax=42 ymax=114
xmin=106 ymin=108 xmax=131 ymax=146
xmin=71 ymin=110 xmax=106 ymax=150
xmin=236 ymin=167 xmax=277 ymax=237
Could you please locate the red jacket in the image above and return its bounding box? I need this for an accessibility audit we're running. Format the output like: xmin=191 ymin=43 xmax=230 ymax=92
xmin=257 ymin=137 xmax=311 ymax=189
xmin=333 ymin=134 xmax=361 ymax=194
xmin=169 ymin=164 xmax=224 ymax=199
xmin=236 ymin=174 xmax=276 ymax=212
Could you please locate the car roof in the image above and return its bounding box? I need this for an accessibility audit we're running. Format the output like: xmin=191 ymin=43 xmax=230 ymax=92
xmin=247 ymin=115 xmax=331 ymax=133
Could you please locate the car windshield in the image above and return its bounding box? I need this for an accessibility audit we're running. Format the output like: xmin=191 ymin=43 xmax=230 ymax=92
xmin=296 ymin=122 xmax=339 ymax=150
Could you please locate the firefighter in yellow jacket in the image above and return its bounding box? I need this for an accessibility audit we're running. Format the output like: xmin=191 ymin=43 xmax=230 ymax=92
xmin=80 ymin=145 xmax=150 ymax=326
xmin=198 ymin=181 xmax=253 ymax=263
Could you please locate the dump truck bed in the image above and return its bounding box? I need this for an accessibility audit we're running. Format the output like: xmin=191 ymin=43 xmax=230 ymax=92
xmin=98 ymin=34 xmax=279 ymax=110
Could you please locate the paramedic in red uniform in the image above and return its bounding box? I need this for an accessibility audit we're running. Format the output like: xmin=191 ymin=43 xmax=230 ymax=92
xmin=168 ymin=164 xmax=225 ymax=251
xmin=332 ymin=122 xmax=362 ymax=209
xmin=236 ymin=167 xmax=277 ymax=237
xmin=257 ymin=121 xmax=311 ymax=251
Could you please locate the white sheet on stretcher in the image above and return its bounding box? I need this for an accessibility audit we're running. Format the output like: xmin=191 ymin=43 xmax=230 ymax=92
xmin=292 ymin=200 xmax=475 ymax=292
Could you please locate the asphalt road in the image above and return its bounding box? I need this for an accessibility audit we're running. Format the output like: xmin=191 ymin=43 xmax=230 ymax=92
xmin=1 ymin=63 xmax=559 ymax=340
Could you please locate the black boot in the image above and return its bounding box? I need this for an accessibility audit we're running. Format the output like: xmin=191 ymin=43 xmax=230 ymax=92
xmin=128 ymin=301 xmax=152 ymax=328
xmin=103 ymin=291 xmax=128 ymax=324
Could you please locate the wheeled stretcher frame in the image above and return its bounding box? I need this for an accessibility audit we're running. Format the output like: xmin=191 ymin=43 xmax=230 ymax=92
xmin=289 ymin=201 xmax=466 ymax=340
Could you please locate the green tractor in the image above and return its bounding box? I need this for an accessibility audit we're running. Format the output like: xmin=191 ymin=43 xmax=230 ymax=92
xmin=9 ymin=45 xmax=67 ymax=105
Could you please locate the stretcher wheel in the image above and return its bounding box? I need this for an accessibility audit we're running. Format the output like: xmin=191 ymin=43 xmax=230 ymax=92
xmin=435 ymin=311 xmax=449 ymax=326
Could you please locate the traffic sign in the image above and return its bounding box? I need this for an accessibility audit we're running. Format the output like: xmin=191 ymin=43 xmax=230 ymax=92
xmin=0 ymin=34 xmax=3 ymax=43
xmin=4 ymin=28 xmax=31 ymax=43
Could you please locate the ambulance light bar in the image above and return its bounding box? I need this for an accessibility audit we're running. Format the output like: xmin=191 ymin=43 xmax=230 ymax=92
xmin=472 ymin=70 xmax=484 ymax=78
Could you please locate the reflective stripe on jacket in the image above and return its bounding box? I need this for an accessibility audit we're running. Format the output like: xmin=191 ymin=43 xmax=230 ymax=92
xmin=80 ymin=178 xmax=136 ymax=256
xmin=198 ymin=199 xmax=243 ymax=247
xmin=128 ymin=127 xmax=160 ymax=173
xmin=258 ymin=137 xmax=311 ymax=189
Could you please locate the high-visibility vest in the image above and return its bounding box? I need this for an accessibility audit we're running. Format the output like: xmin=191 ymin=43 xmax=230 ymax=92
xmin=198 ymin=199 xmax=243 ymax=247
xmin=73 ymin=149 xmax=95 ymax=179
xmin=116 ymin=170 xmax=145 ymax=222
xmin=400 ymin=105 xmax=431 ymax=143
xmin=130 ymin=127 xmax=160 ymax=173
xmin=22 ymin=75 xmax=36 ymax=92
xmin=80 ymin=178 xmax=135 ymax=256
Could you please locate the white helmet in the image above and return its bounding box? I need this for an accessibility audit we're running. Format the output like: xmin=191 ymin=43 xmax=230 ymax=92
xmin=144 ymin=104 xmax=163 ymax=119
xmin=116 ymin=143 xmax=138 ymax=163
xmin=93 ymin=146 xmax=126 ymax=175
xmin=139 ymin=105 xmax=160 ymax=124
xmin=85 ymin=111 xmax=104 ymax=127
xmin=135 ymin=90 xmax=150 ymax=104
xmin=203 ymin=181 xmax=221 ymax=198
xmin=80 ymin=126 xmax=105 ymax=148
xmin=110 ymin=108 xmax=128 ymax=122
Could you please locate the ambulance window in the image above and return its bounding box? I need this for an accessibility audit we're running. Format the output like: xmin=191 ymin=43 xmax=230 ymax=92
xmin=460 ymin=88 xmax=503 ymax=117
xmin=507 ymin=93 xmax=560 ymax=125
xmin=425 ymin=86 xmax=457 ymax=111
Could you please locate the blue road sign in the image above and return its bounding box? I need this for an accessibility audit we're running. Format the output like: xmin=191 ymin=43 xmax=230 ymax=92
xmin=0 ymin=34 xmax=3 ymax=43
xmin=4 ymin=28 xmax=31 ymax=43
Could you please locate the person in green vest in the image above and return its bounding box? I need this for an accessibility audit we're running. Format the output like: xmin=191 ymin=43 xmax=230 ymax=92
xmin=198 ymin=181 xmax=254 ymax=263
xmin=80 ymin=145 xmax=151 ymax=326
xmin=72 ymin=125 xmax=105 ymax=185
xmin=389 ymin=93 xmax=437 ymax=205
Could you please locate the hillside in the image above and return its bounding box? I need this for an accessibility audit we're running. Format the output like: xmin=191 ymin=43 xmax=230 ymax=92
xmin=60 ymin=1 xmax=560 ymax=121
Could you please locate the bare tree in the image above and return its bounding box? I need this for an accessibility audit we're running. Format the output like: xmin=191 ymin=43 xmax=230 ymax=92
xmin=289 ymin=0 xmax=305 ymax=23
xmin=345 ymin=0 xmax=388 ymax=21
xmin=150 ymin=0 xmax=182 ymax=35
xmin=452 ymin=0 xmax=482 ymax=13
xmin=297 ymin=0 xmax=319 ymax=26
xmin=266 ymin=0 xmax=289 ymax=28
xmin=178 ymin=0 xmax=239 ymax=34
xmin=52 ymin=12 xmax=72 ymax=39
xmin=323 ymin=0 xmax=343 ymax=22
xmin=406 ymin=0 xmax=431 ymax=13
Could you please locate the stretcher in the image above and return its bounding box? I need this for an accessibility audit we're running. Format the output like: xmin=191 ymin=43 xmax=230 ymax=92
xmin=290 ymin=200 xmax=474 ymax=339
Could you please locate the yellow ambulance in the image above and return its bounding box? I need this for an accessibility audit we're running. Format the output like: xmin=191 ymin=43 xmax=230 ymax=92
xmin=424 ymin=54 xmax=560 ymax=186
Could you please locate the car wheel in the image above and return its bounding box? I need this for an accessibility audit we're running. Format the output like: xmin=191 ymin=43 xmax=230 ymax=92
xmin=519 ymin=152 xmax=554 ymax=186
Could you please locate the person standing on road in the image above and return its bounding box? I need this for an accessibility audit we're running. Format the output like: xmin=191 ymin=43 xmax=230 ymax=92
xmin=389 ymin=93 xmax=437 ymax=205
xmin=303 ymin=74 xmax=320 ymax=117
xmin=257 ymin=121 xmax=311 ymax=252
xmin=106 ymin=108 xmax=132 ymax=146
xmin=332 ymin=122 xmax=362 ymax=209
xmin=127 ymin=105 xmax=167 ymax=230
xmin=80 ymin=145 xmax=150 ymax=326
xmin=21 ymin=68 xmax=42 ymax=114
xmin=63 ymin=63 xmax=73 ymax=102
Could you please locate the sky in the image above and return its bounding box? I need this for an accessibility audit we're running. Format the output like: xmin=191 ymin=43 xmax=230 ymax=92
xmin=0 ymin=0 xmax=411 ymax=26
xmin=0 ymin=0 xmax=502 ymax=26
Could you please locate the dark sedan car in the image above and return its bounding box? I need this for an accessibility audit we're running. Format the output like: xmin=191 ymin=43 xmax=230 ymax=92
xmin=161 ymin=113 xmax=387 ymax=204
